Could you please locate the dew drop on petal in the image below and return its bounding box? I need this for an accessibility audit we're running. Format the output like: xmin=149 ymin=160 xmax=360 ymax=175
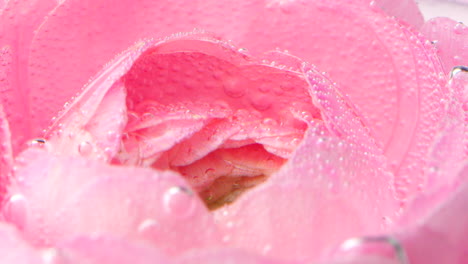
xmin=453 ymin=22 xmax=465 ymax=35
xmin=106 ymin=131 xmax=119 ymax=142
xmin=137 ymin=218 xmax=159 ymax=238
xmin=78 ymin=141 xmax=93 ymax=156
xmin=3 ymin=194 xmax=28 ymax=230
xmin=163 ymin=186 xmax=196 ymax=219
xmin=262 ymin=118 xmax=278 ymax=126
xmin=223 ymin=78 xmax=245 ymax=98
xmin=28 ymin=138 xmax=46 ymax=148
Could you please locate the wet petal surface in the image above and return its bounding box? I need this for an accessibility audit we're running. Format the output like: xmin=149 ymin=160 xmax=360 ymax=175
xmin=4 ymin=148 xmax=221 ymax=255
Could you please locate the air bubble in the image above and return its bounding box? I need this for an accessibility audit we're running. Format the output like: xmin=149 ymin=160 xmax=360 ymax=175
xmin=78 ymin=141 xmax=93 ymax=156
xmin=163 ymin=186 xmax=196 ymax=219
xmin=3 ymin=194 xmax=28 ymax=230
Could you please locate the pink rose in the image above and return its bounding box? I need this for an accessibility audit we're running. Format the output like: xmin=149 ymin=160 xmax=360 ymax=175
xmin=0 ymin=0 xmax=466 ymax=263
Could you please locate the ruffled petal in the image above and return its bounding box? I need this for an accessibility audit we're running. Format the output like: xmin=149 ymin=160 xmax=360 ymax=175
xmin=0 ymin=0 xmax=59 ymax=151
xmin=3 ymin=148 xmax=221 ymax=255
xmin=213 ymin=68 xmax=398 ymax=262
xmin=421 ymin=17 xmax=468 ymax=73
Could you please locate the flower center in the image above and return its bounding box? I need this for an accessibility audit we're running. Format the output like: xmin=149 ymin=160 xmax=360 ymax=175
xmin=111 ymin=41 xmax=320 ymax=209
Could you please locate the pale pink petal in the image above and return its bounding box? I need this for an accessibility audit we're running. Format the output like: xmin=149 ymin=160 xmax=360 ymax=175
xmin=421 ymin=18 xmax=468 ymax=73
xmin=44 ymin=40 xmax=152 ymax=161
xmin=0 ymin=0 xmax=59 ymax=151
xmin=421 ymin=68 xmax=467 ymax=191
xmin=358 ymin=0 xmax=424 ymax=28
xmin=239 ymin=1 xmax=447 ymax=200
xmin=0 ymin=222 xmax=44 ymax=263
xmin=213 ymin=69 xmax=398 ymax=262
xmin=27 ymin=0 xmax=258 ymax=135
xmin=3 ymin=148 xmax=221 ymax=255
xmin=55 ymin=235 xmax=171 ymax=264
xmin=397 ymin=177 xmax=468 ymax=264
xmin=0 ymin=104 xmax=12 ymax=203
xmin=175 ymin=248 xmax=298 ymax=264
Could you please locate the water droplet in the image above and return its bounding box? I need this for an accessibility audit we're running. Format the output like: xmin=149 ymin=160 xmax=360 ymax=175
xmin=223 ymin=78 xmax=246 ymax=98
xmin=28 ymin=138 xmax=46 ymax=148
xmin=107 ymin=131 xmax=119 ymax=142
xmin=262 ymin=244 xmax=272 ymax=253
xmin=204 ymin=168 xmax=215 ymax=176
xmin=262 ymin=118 xmax=278 ymax=126
xmin=137 ymin=219 xmax=159 ymax=238
xmin=3 ymin=194 xmax=28 ymax=230
xmin=163 ymin=186 xmax=196 ymax=219
xmin=258 ymin=83 xmax=271 ymax=93
xmin=78 ymin=141 xmax=93 ymax=156
xmin=251 ymin=95 xmax=272 ymax=111
xmin=226 ymin=221 xmax=234 ymax=228
xmin=454 ymin=22 xmax=465 ymax=35
xmin=141 ymin=112 xmax=154 ymax=121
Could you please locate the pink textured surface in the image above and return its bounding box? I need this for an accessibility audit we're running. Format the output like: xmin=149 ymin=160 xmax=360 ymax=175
xmin=0 ymin=0 xmax=465 ymax=263
xmin=421 ymin=17 xmax=468 ymax=73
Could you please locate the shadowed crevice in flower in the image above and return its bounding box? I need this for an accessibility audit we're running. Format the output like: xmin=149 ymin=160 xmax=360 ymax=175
xmin=112 ymin=37 xmax=321 ymax=209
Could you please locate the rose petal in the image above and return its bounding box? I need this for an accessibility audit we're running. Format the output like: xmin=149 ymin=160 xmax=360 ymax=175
xmin=0 ymin=0 xmax=59 ymax=151
xmin=0 ymin=104 xmax=13 ymax=203
xmin=29 ymin=0 xmax=447 ymax=201
xmin=44 ymin=40 xmax=151 ymax=161
xmin=421 ymin=17 xmax=468 ymax=74
xmin=175 ymin=247 xmax=296 ymax=264
xmin=368 ymin=0 xmax=424 ymax=28
xmin=56 ymin=235 xmax=170 ymax=264
xmin=47 ymin=34 xmax=317 ymax=170
xmin=4 ymin=148 xmax=221 ymax=255
xmin=0 ymin=222 xmax=44 ymax=263
xmin=213 ymin=69 xmax=398 ymax=262
xmin=397 ymin=174 xmax=468 ymax=264
xmin=27 ymin=0 xmax=261 ymax=134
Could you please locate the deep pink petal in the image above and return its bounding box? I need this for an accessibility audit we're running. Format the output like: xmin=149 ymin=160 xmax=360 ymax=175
xmin=3 ymin=148 xmax=221 ymax=255
xmin=421 ymin=18 xmax=468 ymax=73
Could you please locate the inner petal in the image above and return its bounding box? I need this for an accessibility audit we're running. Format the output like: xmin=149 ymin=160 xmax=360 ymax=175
xmin=115 ymin=39 xmax=320 ymax=209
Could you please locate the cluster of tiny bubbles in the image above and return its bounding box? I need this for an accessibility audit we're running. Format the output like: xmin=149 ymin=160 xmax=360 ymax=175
xmin=162 ymin=186 xmax=196 ymax=219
